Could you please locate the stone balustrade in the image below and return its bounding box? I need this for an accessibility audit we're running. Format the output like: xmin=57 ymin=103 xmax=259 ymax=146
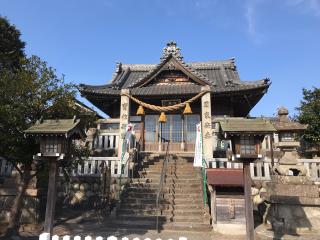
xmin=208 ymin=158 xmax=320 ymax=182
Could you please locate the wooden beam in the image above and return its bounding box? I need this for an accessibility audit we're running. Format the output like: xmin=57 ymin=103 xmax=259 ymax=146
xmin=44 ymin=157 xmax=58 ymax=237
xmin=243 ymin=161 xmax=254 ymax=240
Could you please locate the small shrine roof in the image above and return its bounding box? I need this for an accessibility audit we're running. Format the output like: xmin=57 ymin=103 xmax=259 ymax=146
xmin=270 ymin=107 xmax=308 ymax=131
xmin=217 ymin=117 xmax=276 ymax=134
xmin=24 ymin=117 xmax=85 ymax=138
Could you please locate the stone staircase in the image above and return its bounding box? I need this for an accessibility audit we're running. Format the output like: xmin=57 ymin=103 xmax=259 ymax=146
xmin=107 ymin=153 xmax=212 ymax=232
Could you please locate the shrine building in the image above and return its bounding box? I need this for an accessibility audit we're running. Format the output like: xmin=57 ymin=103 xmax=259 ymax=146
xmin=79 ymin=41 xmax=270 ymax=158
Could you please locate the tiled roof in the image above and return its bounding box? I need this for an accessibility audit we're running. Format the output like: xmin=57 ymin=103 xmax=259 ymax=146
xmin=79 ymin=42 xmax=270 ymax=95
xmin=270 ymin=118 xmax=308 ymax=131
xmin=218 ymin=117 xmax=276 ymax=133
xmin=24 ymin=118 xmax=84 ymax=138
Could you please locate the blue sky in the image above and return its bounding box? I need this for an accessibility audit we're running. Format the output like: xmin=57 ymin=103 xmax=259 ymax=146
xmin=1 ymin=0 xmax=319 ymax=118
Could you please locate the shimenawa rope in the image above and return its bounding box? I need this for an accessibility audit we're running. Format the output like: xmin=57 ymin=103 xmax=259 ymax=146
xmin=121 ymin=90 xmax=209 ymax=112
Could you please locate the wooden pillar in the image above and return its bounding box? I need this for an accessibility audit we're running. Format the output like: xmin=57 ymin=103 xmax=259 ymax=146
xmin=44 ymin=157 xmax=58 ymax=236
xmin=201 ymin=86 xmax=213 ymax=164
xmin=119 ymin=89 xmax=130 ymax=174
xmin=208 ymin=184 xmax=217 ymax=226
xmin=243 ymin=161 xmax=254 ymax=240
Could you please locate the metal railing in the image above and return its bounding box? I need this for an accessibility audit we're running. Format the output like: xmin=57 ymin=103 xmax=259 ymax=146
xmin=201 ymin=159 xmax=208 ymax=206
xmin=155 ymin=139 xmax=170 ymax=232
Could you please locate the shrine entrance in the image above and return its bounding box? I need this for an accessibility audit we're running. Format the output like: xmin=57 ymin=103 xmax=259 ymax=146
xmin=144 ymin=114 xmax=200 ymax=152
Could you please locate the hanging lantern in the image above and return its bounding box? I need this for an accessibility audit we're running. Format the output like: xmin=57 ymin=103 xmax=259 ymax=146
xmin=183 ymin=103 xmax=192 ymax=115
xmin=159 ymin=112 xmax=167 ymax=123
xmin=136 ymin=105 xmax=145 ymax=115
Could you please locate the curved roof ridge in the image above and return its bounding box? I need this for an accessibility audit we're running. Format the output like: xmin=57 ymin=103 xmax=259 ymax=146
xmin=127 ymin=54 xmax=213 ymax=88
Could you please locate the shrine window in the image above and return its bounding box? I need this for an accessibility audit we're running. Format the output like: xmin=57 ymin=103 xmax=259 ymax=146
xmin=239 ymin=135 xmax=256 ymax=155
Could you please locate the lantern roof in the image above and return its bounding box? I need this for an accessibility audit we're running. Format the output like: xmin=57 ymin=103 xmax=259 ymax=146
xmin=270 ymin=107 xmax=308 ymax=132
xmin=24 ymin=116 xmax=85 ymax=139
xmin=217 ymin=117 xmax=276 ymax=135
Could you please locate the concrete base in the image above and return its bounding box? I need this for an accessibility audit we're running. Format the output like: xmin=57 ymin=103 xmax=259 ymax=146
xmin=267 ymin=204 xmax=320 ymax=233
xmin=255 ymin=224 xmax=320 ymax=240
xmin=213 ymin=223 xmax=246 ymax=235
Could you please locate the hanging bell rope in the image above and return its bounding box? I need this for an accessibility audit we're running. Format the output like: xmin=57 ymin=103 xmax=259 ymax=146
xmin=183 ymin=102 xmax=192 ymax=115
xmin=122 ymin=90 xmax=209 ymax=113
xmin=136 ymin=105 xmax=145 ymax=115
xmin=159 ymin=112 xmax=167 ymax=122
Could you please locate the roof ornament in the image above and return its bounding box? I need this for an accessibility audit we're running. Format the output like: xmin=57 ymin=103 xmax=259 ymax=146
xmin=277 ymin=106 xmax=289 ymax=122
xmin=115 ymin=62 xmax=122 ymax=73
xmin=161 ymin=41 xmax=183 ymax=61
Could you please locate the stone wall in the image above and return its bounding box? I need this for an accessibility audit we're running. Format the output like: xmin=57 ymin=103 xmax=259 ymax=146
xmin=0 ymin=194 xmax=46 ymax=224
xmin=56 ymin=175 xmax=110 ymax=210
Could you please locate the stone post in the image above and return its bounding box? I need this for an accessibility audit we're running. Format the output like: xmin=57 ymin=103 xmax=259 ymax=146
xmin=201 ymin=86 xmax=213 ymax=165
xmin=118 ymin=89 xmax=130 ymax=175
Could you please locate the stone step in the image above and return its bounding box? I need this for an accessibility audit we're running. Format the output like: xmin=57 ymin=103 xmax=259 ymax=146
xmin=130 ymin=182 xmax=201 ymax=188
xmin=118 ymin=208 xmax=204 ymax=217
xmin=107 ymin=215 xmax=167 ymax=228
xmin=122 ymin=197 xmax=203 ymax=205
xmin=163 ymin=222 xmax=212 ymax=232
xmin=122 ymin=198 xmax=169 ymax=205
xmin=117 ymin=209 xmax=169 ymax=216
xmin=171 ymin=209 xmax=204 ymax=216
xmin=126 ymin=186 xmax=201 ymax=193
xmin=140 ymin=164 xmax=193 ymax=169
xmin=170 ymin=215 xmax=204 ymax=222
xmin=126 ymin=192 xmax=202 ymax=200
xmin=120 ymin=203 xmax=204 ymax=211
xmin=141 ymin=169 xmax=196 ymax=174
xmin=139 ymin=175 xmax=200 ymax=181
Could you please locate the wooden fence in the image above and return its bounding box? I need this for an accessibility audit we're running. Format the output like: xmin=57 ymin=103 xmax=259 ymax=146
xmin=39 ymin=233 xmax=188 ymax=240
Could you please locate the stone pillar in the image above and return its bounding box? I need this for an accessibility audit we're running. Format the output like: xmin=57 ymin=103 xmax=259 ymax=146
xmin=118 ymin=89 xmax=130 ymax=174
xmin=201 ymin=86 xmax=213 ymax=164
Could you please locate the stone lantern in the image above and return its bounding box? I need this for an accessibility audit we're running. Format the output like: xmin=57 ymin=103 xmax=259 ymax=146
xmin=218 ymin=117 xmax=275 ymax=240
xmin=255 ymin=108 xmax=320 ymax=238
xmin=24 ymin=117 xmax=85 ymax=236
xmin=272 ymin=107 xmax=308 ymax=176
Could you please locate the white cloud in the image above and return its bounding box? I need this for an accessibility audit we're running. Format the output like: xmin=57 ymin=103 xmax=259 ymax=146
xmin=244 ymin=0 xmax=263 ymax=44
xmin=286 ymin=0 xmax=320 ymax=17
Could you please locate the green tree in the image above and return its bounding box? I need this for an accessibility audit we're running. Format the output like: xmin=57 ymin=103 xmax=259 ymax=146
xmin=0 ymin=16 xmax=25 ymax=70
xmin=0 ymin=17 xmax=95 ymax=238
xmin=296 ymin=87 xmax=320 ymax=155
xmin=0 ymin=55 xmax=78 ymax=237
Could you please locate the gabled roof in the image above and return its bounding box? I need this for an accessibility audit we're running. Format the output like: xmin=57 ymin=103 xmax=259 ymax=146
xmin=79 ymin=41 xmax=270 ymax=96
xmin=127 ymin=53 xmax=212 ymax=88
xmin=270 ymin=107 xmax=308 ymax=132
xmin=217 ymin=117 xmax=276 ymax=134
xmin=24 ymin=117 xmax=85 ymax=139
xmin=78 ymin=41 xmax=271 ymax=116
